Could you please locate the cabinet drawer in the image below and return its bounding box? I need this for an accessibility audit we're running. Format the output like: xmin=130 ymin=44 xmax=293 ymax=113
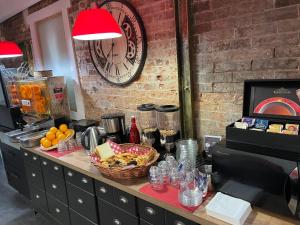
xmin=138 ymin=199 xmax=165 ymax=225
xmin=69 ymin=208 xmax=98 ymax=225
xmin=44 ymin=173 xmax=67 ymax=204
xmin=113 ymin=188 xmax=137 ymax=216
xmin=23 ymin=150 xmax=40 ymax=167
xmin=95 ymin=180 xmax=114 ymax=202
xmin=1 ymin=144 xmax=23 ymax=170
xmin=65 ymin=168 xmax=94 ymax=194
xmin=25 ymin=164 xmax=44 ymax=190
xmin=30 ymin=187 xmax=48 ymax=212
xmin=98 ymin=199 xmax=139 ymax=225
xmin=165 ymin=211 xmax=198 ymax=225
xmin=41 ymin=158 xmax=63 ymax=178
xmin=140 ymin=219 xmax=153 ymax=225
xmin=67 ymin=182 xmax=98 ymax=224
xmin=47 ymin=194 xmax=70 ymax=225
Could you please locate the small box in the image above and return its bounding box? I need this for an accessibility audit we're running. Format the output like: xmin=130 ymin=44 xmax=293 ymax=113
xmin=226 ymin=79 xmax=300 ymax=161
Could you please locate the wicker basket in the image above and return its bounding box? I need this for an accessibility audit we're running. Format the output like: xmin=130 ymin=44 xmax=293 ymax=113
xmin=93 ymin=144 xmax=160 ymax=180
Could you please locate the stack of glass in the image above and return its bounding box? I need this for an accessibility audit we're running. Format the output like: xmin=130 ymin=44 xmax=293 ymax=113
xmin=148 ymin=156 xmax=208 ymax=208
xmin=176 ymin=139 xmax=199 ymax=168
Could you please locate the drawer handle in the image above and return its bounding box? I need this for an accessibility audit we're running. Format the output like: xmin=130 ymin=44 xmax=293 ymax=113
xmin=42 ymin=161 xmax=47 ymax=166
xmin=99 ymin=187 xmax=107 ymax=194
xmin=33 ymin=156 xmax=37 ymax=161
xmin=55 ymin=208 xmax=61 ymax=213
xmin=31 ymin=173 xmax=36 ymax=177
xmin=67 ymin=171 xmax=73 ymax=177
xmin=24 ymin=152 xmax=28 ymax=156
xmin=145 ymin=207 xmax=156 ymax=215
xmin=113 ymin=219 xmax=121 ymax=225
xmin=175 ymin=221 xmax=185 ymax=225
xmin=119 ymin=196 xmax=128 ymax=204
xmin=52 ymin=184 xmax=57 ymax=189
xmin=35 ymin=195 xmax=40 ymax=199
xmin=53 ymin=166 xmax=59 ymax=171
xmin=77 ymin=198 xmax=84 ymax=204
xmin=82 ymin=178 xmax=88 ymax=184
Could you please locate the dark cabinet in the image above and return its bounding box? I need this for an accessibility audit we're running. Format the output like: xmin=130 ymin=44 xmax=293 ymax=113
xmin=47 ymin=194 xmax=70 ymax=225
xmin=25 ymin=164 xmax=44 ymax=190
xmin=98 ymin=199 xmax=139 ymax=225
xmin=41 ymin=158 xmax=64 ymax=179
xmin=66 ymin=182 xmax=98 ymax=224
xmin=69 ymin=209 xmax=98 ymax=225
xmin=44 ymin=173 xmax=68 ymax=204
xmin=65 ymin=168 xmax=94 ymax=194
xmin=30 ymin=186 xmax=48 ymax=213
xmin=0 ymin=143 xmax=29 ymax=198
xmin=113 ymin=188 xmax=137 ymax=216
xmin=138 ymin=199 xmax=165 ymax=225
xmin=165 ymin=211 xmax=199 ymax=225
xmin=140 ymin=219 xmax=153 ymax=225
xmin=95 ymin=180 xmax=114 ymax=202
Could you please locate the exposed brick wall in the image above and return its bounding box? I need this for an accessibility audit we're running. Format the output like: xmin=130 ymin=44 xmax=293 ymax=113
xmin=28 ymin=0 xmax=59 ymax=14
xmin=69 ymin=0 xmax=179 ymax=123
xmin=192 ymin=0 xmax=300 ymax=141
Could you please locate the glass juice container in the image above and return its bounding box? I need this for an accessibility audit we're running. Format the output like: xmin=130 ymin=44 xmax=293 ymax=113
xmin=156 ymin=105 xmax=180 ymax=154
xmin=137 ymin=104 xmax=160 ymax=148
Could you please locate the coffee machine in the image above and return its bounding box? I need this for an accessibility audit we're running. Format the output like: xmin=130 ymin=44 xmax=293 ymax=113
xmin=100 ymin=113 xmax=126 ymax=143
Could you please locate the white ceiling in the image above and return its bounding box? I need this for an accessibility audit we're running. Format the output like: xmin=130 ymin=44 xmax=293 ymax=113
xmin=0 ymin=0 xmax=41 ymax=23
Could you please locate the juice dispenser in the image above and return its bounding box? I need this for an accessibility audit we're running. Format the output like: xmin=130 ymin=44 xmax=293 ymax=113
xmin=156 ymin=105 xmax=180 ymax=154
xmin=137 ymin=104 xmax=160 ymax=149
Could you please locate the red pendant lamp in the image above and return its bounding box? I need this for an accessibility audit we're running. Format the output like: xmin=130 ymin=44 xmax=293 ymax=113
xmin=72 ymin=8 xmax=122 ymax=40
xmin=0 ymin=41 xmax=23 ymax=58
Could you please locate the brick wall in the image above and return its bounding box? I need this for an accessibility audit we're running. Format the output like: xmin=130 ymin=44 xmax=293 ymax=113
xmin=192 ymin=0 xmax=300 ymax=141
xmin=69 ymin=0 xmax=179 ymax=123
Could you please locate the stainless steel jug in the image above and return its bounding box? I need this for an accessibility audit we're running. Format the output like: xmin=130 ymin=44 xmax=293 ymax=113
xmin=81 ymin=127 xmax=101 ymax=154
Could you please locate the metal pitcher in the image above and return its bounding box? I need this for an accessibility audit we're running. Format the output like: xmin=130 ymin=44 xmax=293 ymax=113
xmin=81 ymin=127 xmax=102 ymax=155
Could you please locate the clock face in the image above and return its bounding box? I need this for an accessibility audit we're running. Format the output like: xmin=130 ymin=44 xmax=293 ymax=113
xmin=89 ymin=0 xmax=147 ymax=85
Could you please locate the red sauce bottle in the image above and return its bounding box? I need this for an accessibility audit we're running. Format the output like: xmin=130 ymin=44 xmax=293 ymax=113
xmin=129 ymin=116 xmax=140 ymax=144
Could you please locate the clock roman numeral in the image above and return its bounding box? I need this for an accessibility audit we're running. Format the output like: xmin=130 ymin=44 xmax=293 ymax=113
xmin=105 ymin=61 xmax=112 ymax=74
xmin=115 ymin=66 xmax=120 ymax=76
xmin=123 ymin=63 xmax=128 ymax=70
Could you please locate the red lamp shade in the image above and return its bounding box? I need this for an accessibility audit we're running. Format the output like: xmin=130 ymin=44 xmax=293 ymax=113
xmin=0 ymin=41 xmax=23 ymax=58
xmin=72 ymin=8 xmax=122 ymax=40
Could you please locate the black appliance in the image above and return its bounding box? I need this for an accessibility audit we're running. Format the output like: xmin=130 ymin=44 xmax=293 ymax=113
xmin=212 ymin=142 xmax=300 ymax=219
xmin=0 ymin=68 xmax=23 ymax=131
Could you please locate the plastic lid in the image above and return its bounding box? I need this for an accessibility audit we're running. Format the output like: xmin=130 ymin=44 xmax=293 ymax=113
xmin=156 ymin=105 xmax=179 ymax=112
xmin=101 ymin=112 xmax=125 ymax=119
xmin=137 ymin=103 xmax=156 ymax=111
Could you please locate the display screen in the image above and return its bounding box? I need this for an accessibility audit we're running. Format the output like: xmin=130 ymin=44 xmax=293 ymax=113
xmin=249 ymin=86 xmax=300 ymax=118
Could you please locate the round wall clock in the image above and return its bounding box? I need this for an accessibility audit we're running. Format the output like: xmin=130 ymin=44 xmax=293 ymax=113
xmin=89 ymin=0 xmax=147 ymax=86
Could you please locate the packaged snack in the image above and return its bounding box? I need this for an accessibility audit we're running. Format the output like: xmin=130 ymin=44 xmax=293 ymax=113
xmin=242 ymin=117 xmax=256 ymax=127
xmin=282 ymin=130 xmax=298 ymax=135
xmin=269 ymin=124 xmax=283 ymax=131
xmin=234 ymin=122 xmax=248 ymax=129
xmin=266 ymin=129 xmax=282 ymax=134
xmin=254 ymin=119 xmax=269 ymax=130
xmin=286 ymin=124 xmax=299 ymax=132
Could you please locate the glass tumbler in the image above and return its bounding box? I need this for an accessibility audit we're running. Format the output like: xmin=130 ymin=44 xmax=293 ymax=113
xmin=158 ymin=161 xmax=170 ymax=184
xmin=149 ymin=166 xmax=166 ymax=192
xmin=57 ymin=140 xmax=68 ymax=153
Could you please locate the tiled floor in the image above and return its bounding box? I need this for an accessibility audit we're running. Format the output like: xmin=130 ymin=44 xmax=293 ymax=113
xmin=0 ymin=156 xmax=52 ymax=225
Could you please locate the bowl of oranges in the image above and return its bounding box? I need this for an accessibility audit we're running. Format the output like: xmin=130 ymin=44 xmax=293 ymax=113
xmin=40 ymin=124 xmax=75 ymax=151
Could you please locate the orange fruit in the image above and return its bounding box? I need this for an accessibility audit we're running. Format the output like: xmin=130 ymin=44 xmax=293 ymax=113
xmin=41 ymin=139 xmax=52 ymax=148
xmin=57 ymin=133 xmax=66 ymax=141
xmin=49 ymin=127 xmax=58 ymax=133
xmin=56 ymin=131 xmax=63 ymax=138
xmin=52 ymin=138 xmax=59 ymax=146
xmin=40 ymin=137 xmax=47 ymax=144
xmin=59 ymin=124 xmax=68 ymax=133
xmin=46 ymin=132 xmax=55 ymax=141
xmin=64 ymin=129 xmax=73 ymax=137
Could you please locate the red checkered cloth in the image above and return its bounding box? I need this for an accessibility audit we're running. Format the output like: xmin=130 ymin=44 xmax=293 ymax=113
xmin=107 ymin=140 xmax=125 ymax=154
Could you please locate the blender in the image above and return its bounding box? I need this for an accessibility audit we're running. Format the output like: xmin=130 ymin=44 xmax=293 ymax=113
xmin=156 ymin=105 xmax=180 ymax=155
xmin=137 ymin=104 xmax=160 ymax=149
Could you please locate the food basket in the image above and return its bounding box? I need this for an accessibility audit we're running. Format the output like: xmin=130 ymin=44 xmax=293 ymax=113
xmin=92 ymin=144 xmax=160 ymax=180
xmin=40 ymin=130 xmax=75 ymax=151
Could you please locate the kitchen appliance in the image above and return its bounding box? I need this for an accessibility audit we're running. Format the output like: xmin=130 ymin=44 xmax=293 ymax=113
xmin=100 ymin=113 xmax=126 ymax=143
xmin=0 ymin=68 xmax=23 ymax=130
xmin=137 ymin=104 xmax=160 ymax=148
xmin=156 ymin=105 xmax=180 ymax=154
xmin=18 ymin=130 xmax=48 ymax=148
xmin=81 ymin=126 xmax=102 ymax=154
xmin=16 ymin=76 xmax=70 ymax=125
xmin=212 ymin=142 xmax=300 ymax=219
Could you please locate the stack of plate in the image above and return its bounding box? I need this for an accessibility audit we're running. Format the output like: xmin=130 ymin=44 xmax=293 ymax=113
xmin=176 ymin=139 xmax=199 ymax=167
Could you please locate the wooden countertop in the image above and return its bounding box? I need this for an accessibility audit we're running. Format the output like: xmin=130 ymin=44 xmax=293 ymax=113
xmin=0 ymin=133 xmax=299 ymax=225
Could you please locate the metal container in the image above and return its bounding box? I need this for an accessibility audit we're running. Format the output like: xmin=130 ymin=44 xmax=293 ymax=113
xmin=101 ymin=113 xmax=125 ymax=134
xmin=18 ymin=130 xmax=48 ymax=148
xmin=5 ymin=126 xmax=41 ymax=143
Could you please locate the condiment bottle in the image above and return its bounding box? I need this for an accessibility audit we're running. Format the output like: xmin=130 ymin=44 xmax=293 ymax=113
xmin=129 ymin=116 xmax=140 ymax=144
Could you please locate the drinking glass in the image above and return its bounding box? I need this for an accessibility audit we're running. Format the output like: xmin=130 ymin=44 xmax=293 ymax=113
xmin=149 ymin=166 xmax=166 ymax=192
xmin=57 ymin=140 xmax=68 ymax=153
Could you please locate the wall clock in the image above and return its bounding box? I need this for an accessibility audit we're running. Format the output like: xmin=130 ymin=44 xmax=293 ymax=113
xmin=89 ymin=0 xmax=147 ymax=86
